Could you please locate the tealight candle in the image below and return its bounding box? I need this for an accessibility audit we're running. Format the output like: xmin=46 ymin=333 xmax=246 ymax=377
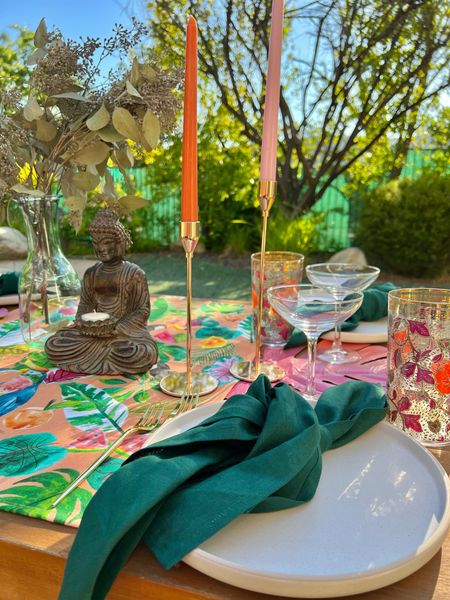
xmin=81 ymin=312 xmax=110 ymax=322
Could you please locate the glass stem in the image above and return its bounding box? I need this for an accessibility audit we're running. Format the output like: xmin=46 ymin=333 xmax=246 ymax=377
xmin=305 ymin=335 xmax=319 ymax=399
xmin=331 ymin=297 xmax=343 ymax=353
xmin=331 ymin=321 xmax=343 ymax=353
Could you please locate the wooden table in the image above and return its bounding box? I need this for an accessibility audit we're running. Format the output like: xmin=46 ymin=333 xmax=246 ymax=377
xmin=0 ymin=446 xmax=449 ymax=600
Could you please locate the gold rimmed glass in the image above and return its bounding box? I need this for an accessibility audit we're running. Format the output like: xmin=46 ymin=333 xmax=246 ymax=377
xmin=251 ymin=251 xmax=304 ymax=347
xmin=387 ymin=288 xmax=450 ymax=447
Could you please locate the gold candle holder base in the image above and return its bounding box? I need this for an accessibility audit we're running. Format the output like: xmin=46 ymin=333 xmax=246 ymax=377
xmin=159 ymin=219 xmax=218 ymax=398
xmin=229 ymin=360 xmax=285 ymax=383
xmin=229 ymin=179 xmax=285 ymax=383
xmin=160 ymin=372 xmax=218 ymax=397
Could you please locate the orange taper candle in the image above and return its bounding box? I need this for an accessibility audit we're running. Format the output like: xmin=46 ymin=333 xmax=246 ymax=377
xmin=181 ymin=15 xmax=198 ymax=222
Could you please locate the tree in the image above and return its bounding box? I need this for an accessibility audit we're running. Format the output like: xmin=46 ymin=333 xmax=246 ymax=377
xmin=144 ymin=100 xmax=261 ymax=251
xmin=149 ymin=0 xmax=450 ymax=216
xmin=0 ymin=26 xmax=33 ymax=96
xmin=0 ymin=27 xmax=33 ymax=221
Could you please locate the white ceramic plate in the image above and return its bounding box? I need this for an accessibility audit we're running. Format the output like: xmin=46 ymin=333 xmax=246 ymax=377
xmin=147 ymin=402 xmax=450 ymax=598
xmin=322 ymin=316 xmax=388 ymax=344
xmin=0 ymin=294 xmax=19 ymax=306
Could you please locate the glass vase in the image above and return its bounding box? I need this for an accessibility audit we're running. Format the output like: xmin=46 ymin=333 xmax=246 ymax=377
xmin=16 ymin=195 xmax=81 ymax=347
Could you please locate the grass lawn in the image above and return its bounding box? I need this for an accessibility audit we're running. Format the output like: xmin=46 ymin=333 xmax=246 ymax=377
xmin=131 ymin=249 xmax=449 ymax=301
xmin=133 ymin=251 xmax=252 ymax=300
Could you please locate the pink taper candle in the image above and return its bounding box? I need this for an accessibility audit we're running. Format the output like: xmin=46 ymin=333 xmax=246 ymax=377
xmin=260 ymin=0 xmax=284 ymax=182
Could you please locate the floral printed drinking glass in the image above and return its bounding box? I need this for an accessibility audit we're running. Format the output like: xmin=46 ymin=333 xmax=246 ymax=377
xmin=387 ymin=288 xmax=450 ymax=447
xmin=251 ymin=251 xmax=304 ymax=347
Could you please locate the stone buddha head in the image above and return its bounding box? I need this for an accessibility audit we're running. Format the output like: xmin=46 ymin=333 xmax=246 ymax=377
xmin=89 ymin=210 xmax=132 ymax=265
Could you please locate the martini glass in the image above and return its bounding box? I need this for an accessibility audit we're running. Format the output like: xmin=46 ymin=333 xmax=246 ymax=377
xmin=306 ymin=263 xmax=380 ymax=364
xmin=267 ymin=284 xmax=363 ymax=403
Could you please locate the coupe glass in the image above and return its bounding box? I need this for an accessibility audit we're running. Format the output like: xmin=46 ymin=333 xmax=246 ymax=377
xmin=306 ymin=263 xmax=380 ymax=364
xmin=268 ymin=284 xmax=363 ymax=402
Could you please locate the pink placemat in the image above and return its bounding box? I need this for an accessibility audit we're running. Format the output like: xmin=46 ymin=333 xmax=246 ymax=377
xmin=231 ymin=340 xmax=387 ymax=396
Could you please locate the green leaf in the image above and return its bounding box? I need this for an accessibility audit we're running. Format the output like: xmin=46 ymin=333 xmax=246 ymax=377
xmin=0 ymin=320 xmax=20 ymax=335
xmin=86 ymin=103 xmax=110 ymax=131
xmin=130 ymin=389 xmax=149 ymax=403
xmin=195 ymin=326 xmax=240 ymax=340
xmin=118 ymin=195 xmax=149 ymax=211
xmin=56 ymin=383 xmax=128 ymax=433
xmin=0 ymin=433 xmax=67 ymax=477
xmin=34 ymin=18 xmax=48 ymax=48
xmin=200 ymin=302 xmax=245 ymax=314
xmin=112 ymin=107 xmax=141 ymax=142
xmin=174 ymin=333 xmax=187 ymax=343
xmin=97 ymin=124 xmax=124 ymax=143
xmin=156 ymin=342 xmax=187 ymax=363
xmin=86 ymin=457 xmax=122 ymax=490
xmin=74 ymin=141 xmax=111 ymax=165
xmin=149 ymin=297 xmax=169 ymax=322
xmin=71 ymin=171 xmax=100 ymax=191
xmin=64 ymin=195 xmax=86 ymax=212
xmin=0 ymin=345 xmax=29 ymax=355
xmin=100 ymin=378 xmax=127 ymax=385
xmin=142 ymin=109 xmax=160 ymax=149
xmin=125 ymin=79 xmax=142 ymax=98
xmin=26 ymin=47 xmax=47 ymax=65
xmin=139 ymin=63 xmax=157 ymax=81
xmin=237 ymin=315 xmax=253 ymax=340
xmin=106 ymin=388 xmax=133 ymax=402
xmin=130 ymin=57 xmax=140 ymax=86
xmin=25 ymin=351 xmax=54 ymax=370
xmin=52 ymin=91 xmax=92 ymax=102
xmin=35 ymin=118 xmax=58 ymax=142
xmin=113 ymin=146 xmax=134 ymax=169
xmin=23 ymin=95 xmax=44 ymax=121
xmin=0 ymin=468 xmax=91 ymax=524
xmin=10 ymin=184 xmax=45 ymax=197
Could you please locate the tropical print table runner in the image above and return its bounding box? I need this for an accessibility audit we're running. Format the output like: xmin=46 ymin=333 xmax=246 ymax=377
xmin=0 ymin=295 xmax=254 ymax=527
xmin=0 ymin=295 xmax=387 ymax=529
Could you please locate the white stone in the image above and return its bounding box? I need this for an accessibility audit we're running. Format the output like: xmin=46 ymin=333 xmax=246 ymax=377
xmin=0 ymin=227 xmax=28 ymax=259
xmin=328 ymin=247 xmax=367 ymax=266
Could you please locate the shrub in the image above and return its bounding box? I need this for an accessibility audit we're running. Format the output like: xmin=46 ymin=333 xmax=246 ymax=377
xmin=354 ymin=172 xmax=450 ymax=277
xmin=266 ymin=209 xmax=324 ymax=258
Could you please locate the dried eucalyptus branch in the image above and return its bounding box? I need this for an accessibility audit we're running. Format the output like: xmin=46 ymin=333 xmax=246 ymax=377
xmin=0 ymin=17 xmax=182 ymax=229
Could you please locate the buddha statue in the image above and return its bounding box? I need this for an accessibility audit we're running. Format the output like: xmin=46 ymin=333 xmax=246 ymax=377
xmin=45 ymin=209 xmax=158 ymax=374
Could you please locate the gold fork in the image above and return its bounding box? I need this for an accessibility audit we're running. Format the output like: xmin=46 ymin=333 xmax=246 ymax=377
xmin=51 ymin=393 xmax=194 ymax=508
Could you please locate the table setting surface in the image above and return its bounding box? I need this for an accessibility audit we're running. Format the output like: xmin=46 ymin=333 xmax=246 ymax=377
xmin=0 ymin=294 xmax=449 ymax=600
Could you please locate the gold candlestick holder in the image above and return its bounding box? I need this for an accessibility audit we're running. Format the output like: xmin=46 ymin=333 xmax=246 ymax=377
xmin=230 ymin=180 xmax=285 ymax=383
xmin=160 ymin=221 xmax=219 ymax=397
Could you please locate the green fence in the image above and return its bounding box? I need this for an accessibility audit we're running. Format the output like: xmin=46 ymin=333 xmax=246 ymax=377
xmin=115 ymin=149 xmax=436 ymax=253
xmin=309 ymin=149 xmax=438 ymax=252
xmin=311 ymin=176 xmax=349 ymax=252
xmin=112 ymin=168 xmax=179 ymax=246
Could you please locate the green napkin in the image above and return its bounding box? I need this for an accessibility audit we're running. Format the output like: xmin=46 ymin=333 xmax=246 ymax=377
xmin=285 ymin=282 xmax=396 ymax=348
xmin=58 ymin=375 xmax=387 ymax=600
xmin=0 ymin=272 xmax=19 ymax=296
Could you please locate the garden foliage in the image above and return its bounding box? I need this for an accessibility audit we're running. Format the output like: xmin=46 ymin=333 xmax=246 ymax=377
xmin=355 ymin=173 xmax=450 ymax=277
